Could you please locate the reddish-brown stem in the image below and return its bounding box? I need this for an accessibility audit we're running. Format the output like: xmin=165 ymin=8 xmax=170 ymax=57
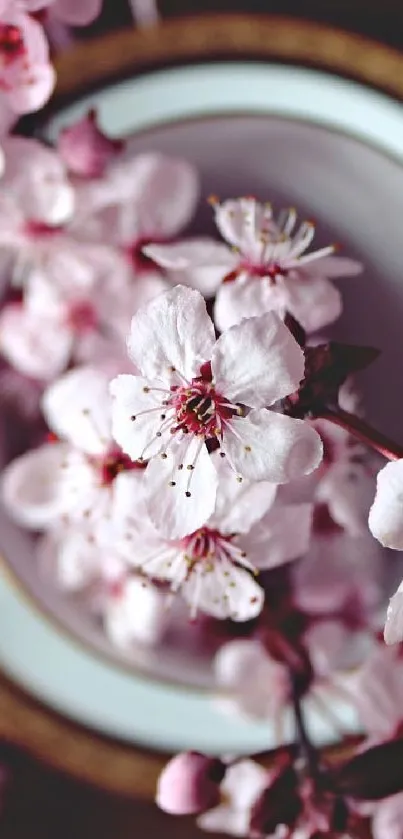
xmin=318 ymin=407 xmax=403 ymax=462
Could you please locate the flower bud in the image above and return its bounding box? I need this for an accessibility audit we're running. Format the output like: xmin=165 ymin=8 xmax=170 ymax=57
xmin=156 ymin=751 xmax=226 ymax=815
xmin=58 ymin=109 xmax=124 ymax=178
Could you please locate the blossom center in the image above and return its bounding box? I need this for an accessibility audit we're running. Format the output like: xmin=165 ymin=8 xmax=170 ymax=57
xmin=127 ymin=236 xmax=166 ymax=274
xmin=65 ymin=300 xmax=98 ymax=333
xmin=170 ymin=379 xmax=235 ymax=438
xmin=0 ymin=25 xmax=24 ymax=66
xmin=100 ymin=446 xmax=142 ymax=486
xmin=240 ymin=258 xmax=288 ymax=283
xmin=24 ymin=220 xmax=63 ymax=240
xmin=181 ymin=526 xmax=246 ymax=570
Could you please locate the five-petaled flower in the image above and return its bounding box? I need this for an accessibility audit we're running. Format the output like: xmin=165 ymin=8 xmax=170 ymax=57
xmin=145 ymin=197 xmax=362 ymax=333
xmin=113 ymin=453 xmax=313 ymax=620
xmin=110 ymin=285 xmax=323 ymax=539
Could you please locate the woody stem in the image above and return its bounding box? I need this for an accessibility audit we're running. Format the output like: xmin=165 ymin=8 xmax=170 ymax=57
xmin=317 ymin=407 xmax=403 ymax=462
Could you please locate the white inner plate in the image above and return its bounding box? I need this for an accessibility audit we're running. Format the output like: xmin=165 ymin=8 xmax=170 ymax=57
xmin=2 ymin=61 xmax=403 ymax=750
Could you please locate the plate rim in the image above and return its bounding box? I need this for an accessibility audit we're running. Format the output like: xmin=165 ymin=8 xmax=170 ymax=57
xmin=48 ymin=13 xmax=403 ymax=105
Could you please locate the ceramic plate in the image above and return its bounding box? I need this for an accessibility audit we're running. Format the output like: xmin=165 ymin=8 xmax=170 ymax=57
xmin=3 ymin=52 xmax=403 ymax=750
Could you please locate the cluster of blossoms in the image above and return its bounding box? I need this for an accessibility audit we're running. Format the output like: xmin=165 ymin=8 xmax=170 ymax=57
xmin=2 ymin=102 xmax=403 ymax=836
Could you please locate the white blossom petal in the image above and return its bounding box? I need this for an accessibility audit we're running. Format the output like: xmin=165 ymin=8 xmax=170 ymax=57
xmin=2 ymin=136 xmax=74 ymax=225
xmin=284 ymin=273 xmax=342 ymax=333
xmin=239 ymin=502 xmax=312 ymax=569
xmin=37 ymin=527 xmax=101 ymax=591
xmin=1 ymin=443 xmax=72 ymax=528
xmin=110 ymin=374 xmax=171 ymax=462
xmin=214 ymin=639 xmax=289 ymax=720
xmin=369 ymin=459 xmax=403 ymax=550
xmin=145 ymin=435 xmax=218 ymax=539
xmin=145 ymin=238 xmax=235 ymax=296
xmin=372 ymin=793 xmax=403 ymax=839
xmin=214 ymin=275 xmax=286 ymax=333
xmin=127 ymin=285 xmax=216 ymax=382
xmin=42 ymin=366 xmax=112 ymax=455
xmin=197 ymin=760 xmax=269 ymax=837
xmin=104 ymin=577 xmax=169 ymax=648
xmin=210 ymin=456 xmax=277 ymax=535
xmin=300 ymin=255 xmax=362 ymax=278
xmin=223 ymin=410 xmax=323 ymax=483
xmin=0 ymin=303 xmax=72 ymax=380
xmin=385 ymin=580 xmax=403 ymax=645
xmin=212 ymin=311 xmax=304 ymax=408
xmin=181 ymin=557 xmax=264 ymax=621
xmin=214 ymin=198 xmax=275 ymax=258
xmin=316 ymin=460 xmax=375 ymax=537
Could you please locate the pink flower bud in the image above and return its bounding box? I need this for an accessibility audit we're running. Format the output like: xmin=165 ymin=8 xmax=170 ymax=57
xmin=58 ymin=109 xmax=124 ymax=178
xmin=156 ymin=751 xmax=226 ymax=815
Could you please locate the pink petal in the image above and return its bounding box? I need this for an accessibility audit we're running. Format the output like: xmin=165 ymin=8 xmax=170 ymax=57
xmin=351 ymin=647 xmax=403 ymax=737
xmin=316 ymin=460 xmax=375 ymax=536
xmin=51 ymin=0 xmax=102 ymax=25
xmin=157 ymin=752 xmax=224 ymax=817
xmin=181 ymin=558 xmax=264 ymax=621
xmin=1 ymin=442 xmax=72 ymax=528
xmin=240 ymin=502 xmax=313 ymax=569
xmin=210 ymin=456 xmax=277 ymax=535
xmin=214 ymin=640 xmax=289 ymax=720
xmin=372 ymin=793 xmax=403 ymax=839
xmin=384 ymin=581 xmax=403 ymax=645
xmin=127 ymin=285 xmax=216 ymax=382
xmin=57 ymin=109 xmax=123 ymax=178
xmin=110 ymin=373 xmax=171 ymax=462
xmin=144 ymin=435 xmax=218 ymax=539
xmin=214 ymin=275 xmax=287 ymax=333
xmin=214 ymin=198 xmax=275 ymax=258
xmin=198 ymin=761 xmax=269 ymax=836
xmin=124 ymin=153 xmax=199 ymax=239
xmin=144 ymin=238 xmax=235 ymax=296
xmin=0 ymin=303 xmax=72 ymax=380
xmin=37 ymin=527 xmax=101 ymax=591
xmin=284 ymin=273 xmax=343 ymax=333
xmin=2 ymin=136 xmax=74 ymax=224
xmin=212 ymin=311 xmax=305 ymax=408
xmin=42 ymin=366 xmax=112 ymax=455
xmin=223 ymin=410 xmax=323 ymax=483
xmin=368 ymin=460 xmax=403 ymax=550
xmin=301 ymin=254 xmax=362 ymax=278
xmin=305 ymin=620 xmax=372 ymax=677
xmin=6 ymin=59 xmax=55 ymax=116
xmin=104 ymin=577 xmax=168 ymax=648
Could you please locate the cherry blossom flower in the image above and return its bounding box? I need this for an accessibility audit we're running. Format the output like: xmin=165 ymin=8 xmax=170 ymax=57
xmin=1 ymin=366 xmax=145 ymax=538
xmin=110 ymin=285 xmax=323 ymax=538
xmin=0 ymin=2 xmax=55 ymax=114
xmin=0 ymin=242 xmax=165 ymax=379
xmin=37 ymin=522 xmax=127 ymax=592
xmin=70 ymin=152 xmax=199 ymax=273
xmin=57 ymin=109 xmax=124 ymax=178
xmin=145 ymin=198 xmax=362 ymax=332
xmin=197 ymin=760 xmax=270 ymax=836
xmin=157 ymin=752 xmax=226 ymax=815
xmin=113 ymin=447 xmax=313 ymax=620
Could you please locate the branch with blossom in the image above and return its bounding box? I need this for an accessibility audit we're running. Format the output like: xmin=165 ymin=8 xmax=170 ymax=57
xmin=2 ymin=105 xmax=403 ymax=835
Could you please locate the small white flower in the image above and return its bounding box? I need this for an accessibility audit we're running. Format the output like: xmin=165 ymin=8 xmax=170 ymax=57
xmin=110 ymin=285 xmax=323 ymax=538
xmin=1 ymin=365 xmax=144 ymax=537
xmin=145 ymin=198 xmax=362 ymax=332
xmin=197 ymin=760 xmax=269 ymax=837
xmin=114 ymin=456 xmax=313 ymax=621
